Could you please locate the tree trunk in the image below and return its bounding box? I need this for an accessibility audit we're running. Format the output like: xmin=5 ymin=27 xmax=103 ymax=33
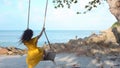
xmin=107 ymin=0 xmax=120 ymax=23
xmin=112 ymin=26 xmax=120 ymax=45
xmin=107 ymin=0 xmax=120 ymax=45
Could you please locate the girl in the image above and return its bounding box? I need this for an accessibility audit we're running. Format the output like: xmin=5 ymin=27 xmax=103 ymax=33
xmin=20 ymin=28 xmax=45 ymax=68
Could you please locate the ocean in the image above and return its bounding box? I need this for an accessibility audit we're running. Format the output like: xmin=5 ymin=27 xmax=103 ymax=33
xmin=0 ymin=30 xmax=100 ymax=49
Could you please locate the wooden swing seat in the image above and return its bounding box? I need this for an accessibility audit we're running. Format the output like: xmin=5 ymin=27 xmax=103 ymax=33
xmin=42 ymin=51 xmax=56 ymax=64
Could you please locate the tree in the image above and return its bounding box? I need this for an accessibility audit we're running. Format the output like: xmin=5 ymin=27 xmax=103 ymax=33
xmin=53 ymin=0 xmax=120 ymax=23
xmin=53 ymin=0 xmax=120 ymax=45
xmin=107 ymin=0 xmax=120 ymax=23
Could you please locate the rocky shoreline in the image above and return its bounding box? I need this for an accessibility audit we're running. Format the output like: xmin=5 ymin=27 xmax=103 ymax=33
xmin=0 ymin=24 xmax=120 ymax=56
xmin=47 ymin=27 xmax=120 ymax=56
xmin=0 ymin=46 xmax=27 ymax=55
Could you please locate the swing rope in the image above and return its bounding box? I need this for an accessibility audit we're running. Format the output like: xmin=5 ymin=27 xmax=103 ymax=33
xmin=27 ymin=0 xmax=31 ymax=29
xmin=27 ymin=0 xmax=55 ymax=52
xmin=26 ymin=0 xmax=56 ymax=63
xmin=43 ymin=0 xmax=55 ymax=52
xmin=43 ymin=0 xmax=48 ymax=28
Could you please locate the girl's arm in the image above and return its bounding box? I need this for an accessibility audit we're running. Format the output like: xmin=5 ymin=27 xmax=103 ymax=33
xmin=37 ymin=27 xmax=45 ymax=39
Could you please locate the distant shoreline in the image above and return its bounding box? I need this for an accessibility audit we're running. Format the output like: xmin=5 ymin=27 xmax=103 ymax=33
xmin=0 ymin=30 xmax=100 ymax=49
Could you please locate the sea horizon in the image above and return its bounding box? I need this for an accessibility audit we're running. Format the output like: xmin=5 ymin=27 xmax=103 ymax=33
xmin=0 ymin=30 xmax=100 ymax=49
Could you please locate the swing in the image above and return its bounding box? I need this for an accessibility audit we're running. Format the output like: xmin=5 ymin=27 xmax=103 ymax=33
xmin=27 ymin=0 xmax=56 ymax=63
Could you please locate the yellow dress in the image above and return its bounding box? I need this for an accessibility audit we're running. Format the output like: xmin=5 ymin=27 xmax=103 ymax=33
xmin=23 ymin=37 xmax=44 ymax=68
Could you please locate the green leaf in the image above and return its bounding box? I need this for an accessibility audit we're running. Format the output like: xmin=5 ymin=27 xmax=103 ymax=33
xmin=54 ymin=6 xmax=57 ymax=9
xmin=53 ymin=1 xmax=55 ymax=3
xmin=83 ymin=11 xmax=86 ymax=14
xmin=71 ymin=0 xmax=74 ymax=2
xmin=58 ymin=5 xmax=60 ymax=7
xmin=64 ymin=0 xmax=66 ymax=3
xmin=85 ymin=5 xmax=89 ymax=8
xmin=68 ymin=5 xmax=71 ymax=8
xmin=74 ymin=0 xmax=77 ymax=3
xmin=88 ymin=7 xmax=92 ymax=11
xmin=76 ymin=12 xmax=81 ymax=14
xmin=93 ymin=5 xmax=97 ymax=7
xmin=61 ymin=4 xmax=64 ymax=8
xmin=96 ymin=0 xmax=100 ymax=3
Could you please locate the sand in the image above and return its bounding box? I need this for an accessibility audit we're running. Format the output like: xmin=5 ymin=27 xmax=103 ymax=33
xmin=0 ymin=53 xmax=120 ymax=68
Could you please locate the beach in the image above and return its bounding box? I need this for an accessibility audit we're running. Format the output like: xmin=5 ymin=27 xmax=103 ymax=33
xmin=0 ymin=53 xmax=120 ymax=68
xmin=0 ymin=28 xmax=120 ymax=68
xmin=1 ymin=0 xmax=120 ymax=68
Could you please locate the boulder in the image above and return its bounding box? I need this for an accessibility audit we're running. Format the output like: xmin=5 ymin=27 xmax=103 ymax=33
xmin=0 ymin=48 xmax=9 ymax=55
xmin=0 ymin=47 xmax=26 ymax=55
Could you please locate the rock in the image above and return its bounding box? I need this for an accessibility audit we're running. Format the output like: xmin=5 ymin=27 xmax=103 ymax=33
xmin=86 ymin=28 xmax=117 ymax=46
xmin=0 ymin=48 xmax=9 ymax=55
xmin=2 ymin=23 xmax=120 ymax=56
xmin=75 ymin=48 xmax=88 ymax=56
xmin=103 ymin=28 xmax=117 ymax=44
xmin=50 ymin=43 xmax=66 ymax=53
xmin=0 ymin=47 xmax=26 ymax=55
xmin=8 ymin=51 xmax=13 ymax=55
xmin=50 ymin=23 xmax=120 ymax=56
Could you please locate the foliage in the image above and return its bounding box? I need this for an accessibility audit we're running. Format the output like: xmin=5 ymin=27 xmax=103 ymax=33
xmin=53 ymin=0 xmax=106 ymax=14
xmin=53 ymin=0 xmax=78 ymax=8
xmin=83 ymin=0 xmax=103 ymax=14
xmin=112 ymin=22 xmax=120 ymax=28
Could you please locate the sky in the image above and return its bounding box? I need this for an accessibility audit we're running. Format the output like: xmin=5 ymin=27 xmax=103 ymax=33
xmin=0 ymin=0 xmax=117 ymax=30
